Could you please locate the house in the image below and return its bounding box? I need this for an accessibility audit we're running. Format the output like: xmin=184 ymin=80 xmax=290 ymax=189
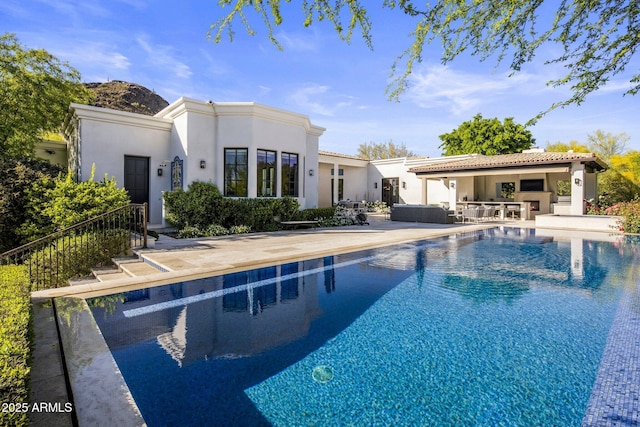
xmin=61 ymin=97 xmax=606 ymax=226
xmin=63 ymin=98 xmax=325 ymax=224
xmin=316 ymin=149 xmax=608 ymax=218
xmin=407 ymin=150 xmax=608 ymax=216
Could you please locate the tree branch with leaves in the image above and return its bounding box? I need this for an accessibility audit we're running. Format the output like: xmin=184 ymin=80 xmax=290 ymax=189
xmin=208 ymin=1 xmax=640 ymax=120
xmin=0 ymin=33 xmax=92 ymax=160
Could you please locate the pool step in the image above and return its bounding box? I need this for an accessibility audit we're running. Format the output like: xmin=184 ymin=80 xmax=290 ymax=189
xmin=68 ymin=256 xmax=165 ymax=285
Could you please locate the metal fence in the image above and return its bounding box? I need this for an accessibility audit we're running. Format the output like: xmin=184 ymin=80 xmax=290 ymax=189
xmin=0 ymin=203 xmax=147 ymax=291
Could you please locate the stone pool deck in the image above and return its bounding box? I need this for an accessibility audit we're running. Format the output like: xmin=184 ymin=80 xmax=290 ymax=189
xmin=28 ymin=215 xmax=639 ymax=426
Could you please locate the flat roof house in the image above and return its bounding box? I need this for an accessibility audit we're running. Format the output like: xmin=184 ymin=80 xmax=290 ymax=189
xmin=316 ymin=150 xmax=608 ymax=220
xmin=63 ymin=98 xmax=325 ymax=224
xmin=61 ymin=98 xmax=607 ymax=226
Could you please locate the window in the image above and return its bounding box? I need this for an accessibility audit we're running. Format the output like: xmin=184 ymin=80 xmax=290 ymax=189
xmin=224 ymin=148 xmax=248 ymax=197
xmin=281 ymin=152 xmax=299 ymax=197
xmin=257 ymin=149 xmax=276 ymax=197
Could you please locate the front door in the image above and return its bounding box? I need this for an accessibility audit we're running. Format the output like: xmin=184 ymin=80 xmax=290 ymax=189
xmin=382 ymin=177 xmax=399 ymax=207
xmin=124 ymin=155 xmax=149 ymax=208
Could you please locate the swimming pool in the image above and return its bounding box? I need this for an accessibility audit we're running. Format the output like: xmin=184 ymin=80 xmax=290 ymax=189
xmin=66 ymin=228 xmax=639 ymax=426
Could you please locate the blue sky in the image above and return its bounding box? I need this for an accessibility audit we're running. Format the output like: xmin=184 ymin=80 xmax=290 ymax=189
xmin=3 ymin=0 xmax=639 ymax=157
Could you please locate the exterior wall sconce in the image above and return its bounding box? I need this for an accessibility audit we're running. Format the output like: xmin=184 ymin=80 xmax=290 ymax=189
xmin=450 ymin=182 xmax=456 ymax=189
xmin=200 ymin=160 xmax=206 ymax=169
xmin=157 ymin=168 xmax=163 ymax=176
xmin=374 ymin=182 xmax=378 ymax=189
xmin=308 ymin=169 xmax=314 ymax=176
xmin=574 ymin=178 xmax=582 ymax=186
xmin=402 ymin=181 xmax=407 ymax=189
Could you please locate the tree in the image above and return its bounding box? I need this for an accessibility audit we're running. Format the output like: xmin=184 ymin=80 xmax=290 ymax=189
xmin=545 ymin=141 xmax=590 ymax=153
xmin=0 ymin=158 xmax=64 ymax=252
xmin=0 ymin=33 xmax=92 ymax=160
xmin=18 ymin=165 xmax=130 ymax=242
xmin=439 ymin=114 xmax=534 ymax=156
xmin=208 ymin=1 xmax=640 ymax=116
xmin=357 ymin=140 xmax=416 ymax=159
xmin=586 ymin=130 xmax=629 ymax=162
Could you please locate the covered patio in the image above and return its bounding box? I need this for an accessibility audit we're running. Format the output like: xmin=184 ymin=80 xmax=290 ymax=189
xmin=409 ymin=150 xmax=608 ymax=219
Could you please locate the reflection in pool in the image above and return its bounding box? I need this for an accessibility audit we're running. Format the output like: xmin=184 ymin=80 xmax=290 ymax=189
xmin=85 ymin=228 xmax=639 ymax=426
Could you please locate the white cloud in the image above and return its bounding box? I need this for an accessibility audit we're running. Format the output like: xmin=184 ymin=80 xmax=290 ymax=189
xmin=288 ymin=83 xmax=360 ymax=116
xmin=258 ymin=85 xmax=272 ymax=97
xmin=55 ymin=41 xmax=131 ymax=72
xmin=136 ymin=36 xmax=193 ymax=79
xmin=277 ymin=31 xmax=318 ymax=52
xmin=33 ymin=0 xmax=110 ymax=20
xmin=403 ymin=63 xmax=565 ymax=115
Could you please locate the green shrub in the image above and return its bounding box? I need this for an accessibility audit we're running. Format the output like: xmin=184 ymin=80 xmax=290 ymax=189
xmin=297 ymin=207 xmax=336 ymax=221
xmin=205 ymin=224 xmax=229 ymax=236
xmin=19 ymin=165 xmax=130 ymax=242
xmin=163 ymin=182 xmax=302 ymax=234
xmin=317 ymin=205 xmax=356 ymax=227
xmin=178 ymin=226 xmax=205 ymax=239
xmin=605 ymin=200 xmax=640 ymax=234
xmin=163 ymin=182 xmax=232 ymax=229
xmin=27 ymin=229 xmax=131 ymax=289
xmin=229 ymin=225 xmax=252 ymax=234
xmin=0 ymin=265 xmax=31 ymax=427
xmin=0 ymin=158 xmax=65 ymax=252
xmin=365 ymin=200 xmax=389 ymax=213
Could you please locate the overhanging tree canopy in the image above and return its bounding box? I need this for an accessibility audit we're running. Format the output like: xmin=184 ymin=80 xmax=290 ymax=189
xmin=209 ymin=1 xmax=640 ymax=118
xmin=0 ymin=33 xmax=91 ymax=160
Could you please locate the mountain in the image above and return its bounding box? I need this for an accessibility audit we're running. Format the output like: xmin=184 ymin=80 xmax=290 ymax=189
xmin=84 ymin=81 xmax=169 ymax=116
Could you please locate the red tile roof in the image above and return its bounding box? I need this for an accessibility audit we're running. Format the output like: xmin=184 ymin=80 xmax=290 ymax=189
xmin=409 ymin=152 xmax=608 ymax=174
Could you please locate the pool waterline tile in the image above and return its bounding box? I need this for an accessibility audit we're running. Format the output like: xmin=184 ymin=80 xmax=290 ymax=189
xmin=582 ymin=282 xmax=640 ymax=427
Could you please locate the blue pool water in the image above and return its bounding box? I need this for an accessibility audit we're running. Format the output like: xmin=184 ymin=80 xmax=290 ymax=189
xmin=87 ymin=228 xmax=639 ymax=426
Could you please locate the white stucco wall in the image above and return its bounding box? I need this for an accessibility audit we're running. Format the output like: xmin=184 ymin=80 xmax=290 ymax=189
xmin=70 ymin=105 xmax=172 ymax=223
xmin=369 ymin=158 xmax=424 ymax=205
xmin=69 ymin=99 xmax=324 ymax=225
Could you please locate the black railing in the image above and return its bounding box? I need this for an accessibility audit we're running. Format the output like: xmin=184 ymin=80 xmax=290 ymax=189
xmin=0 ymin=204 xmax=147 ymax=291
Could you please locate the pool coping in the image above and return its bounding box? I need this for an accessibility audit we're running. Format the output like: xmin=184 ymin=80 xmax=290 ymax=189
xmin=54 ymin=297 xmax=146 ymax=427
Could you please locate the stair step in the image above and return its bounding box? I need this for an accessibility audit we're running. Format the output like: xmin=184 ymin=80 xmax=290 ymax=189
xmin=120 ymin=261 xmax=162 ymax=276
xmin=91 ymin=266 xmax=130 ymax=282
xmin=95 ymin=271 xmax=131 ymax=282
xmin=112 ymin=256 xmax=141 ymax=265
xmin=69 ymin=276 xmax=100 ymax=286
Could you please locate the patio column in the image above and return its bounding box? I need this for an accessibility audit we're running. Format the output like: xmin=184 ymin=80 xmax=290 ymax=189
xmin=448 ymin=179 xmax=458 ymax=210
xmin=571 ymin=163 xmax=585 ymax=215
xmin=332 ymin=162 xmax=340 ymax=205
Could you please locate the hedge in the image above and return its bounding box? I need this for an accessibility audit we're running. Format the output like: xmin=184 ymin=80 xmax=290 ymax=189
xmin=0 ymin=265 xmax=31 ymax=427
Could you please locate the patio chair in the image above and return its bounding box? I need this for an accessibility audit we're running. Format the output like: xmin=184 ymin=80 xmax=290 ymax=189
xmin=482 ymin=206 xmax=495 ymax=221
xmin=462 ymin=207 xmax=481 ymax=223
xmin=506 ymin=204 xmax=521 ymax=220
xmin=355 ymin=212 xmax=369 ymax=225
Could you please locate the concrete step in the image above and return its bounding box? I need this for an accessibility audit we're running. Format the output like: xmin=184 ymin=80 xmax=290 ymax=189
xmin=92 ymin=266 xmax=130 ymax=282
xmin=68 ymin=276 xmax=100 ymax=286
xmin=113 ymin=256 xmax=164 ymax=277
xmin=67 ymin=255 xmax=165 ymax=285
xmin=120 ymin=261 xmax=162 ymax=276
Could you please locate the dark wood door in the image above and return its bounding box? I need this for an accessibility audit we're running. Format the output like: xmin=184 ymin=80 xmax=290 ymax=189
xmin=124 ymin=156 xmax=149 ymax=207
xmin=382 ymin=177 xmax=399 ymax=207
